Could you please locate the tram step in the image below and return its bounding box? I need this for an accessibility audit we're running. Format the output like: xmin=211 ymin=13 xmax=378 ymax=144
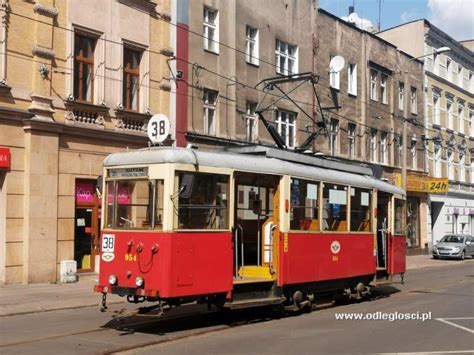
xmin=238 ymin=266 xmax=274 ymax=279
xmin=226 ymin=297 xmax=285 ymax=310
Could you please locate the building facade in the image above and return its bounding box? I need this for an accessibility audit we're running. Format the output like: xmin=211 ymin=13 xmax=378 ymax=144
xmin=173 ymin=0 xmax=318 ymax=149
xmin=379 ymin=20 xmax=474 ymax=247
xmin=172 ymin=2 xmax=428 ymax=249
xmin=313 ymin=9 xmax=427 ymax=249
xmin=0 ymin=0 xmax=172 ymax=284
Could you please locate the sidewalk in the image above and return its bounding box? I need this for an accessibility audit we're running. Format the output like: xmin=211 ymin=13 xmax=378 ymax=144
xmin=0 ymin=278 xmax=125 ymax=317
xmin=0 ymin=255 xmax=470 ymax=317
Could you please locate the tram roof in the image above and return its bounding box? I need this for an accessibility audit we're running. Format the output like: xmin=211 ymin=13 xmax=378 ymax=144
xmin=104 ymin=147 xmax=405 ymax=196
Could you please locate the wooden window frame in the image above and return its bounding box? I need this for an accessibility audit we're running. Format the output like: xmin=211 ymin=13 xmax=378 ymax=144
xmin=123 ymin=47 xmax=141 ymax=111
xmin=74 ymin=33 xmax=96 ymax=103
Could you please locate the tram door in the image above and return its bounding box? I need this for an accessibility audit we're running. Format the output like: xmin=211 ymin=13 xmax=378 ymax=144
xmin=376 ymin=192 xmax=391 ymax=269
xmin=233 ymin=173 xmax=279 ymax=278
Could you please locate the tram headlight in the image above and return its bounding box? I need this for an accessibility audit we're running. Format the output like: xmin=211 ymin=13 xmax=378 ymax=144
xmin=135 ymin=276 xmax=144 ymax=287
xmin=108 ymin=274 xmax=117 ymax=285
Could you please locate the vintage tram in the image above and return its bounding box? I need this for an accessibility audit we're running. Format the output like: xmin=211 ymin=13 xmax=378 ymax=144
xmin=94 ymin=146 xmax=406 ymax=311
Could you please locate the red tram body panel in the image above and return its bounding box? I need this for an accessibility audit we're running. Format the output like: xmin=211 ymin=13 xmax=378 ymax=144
xmin=278 ymin=233 xmax=375 ymax=286
xmin=388 ymin=234 xmax=407 ymax=275
xmin=98 ymin=231 xmax=233 ymax=298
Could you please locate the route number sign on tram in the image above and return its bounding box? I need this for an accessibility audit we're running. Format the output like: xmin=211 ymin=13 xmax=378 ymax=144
xmin=147 ymin=114 xmax=170 ymax=144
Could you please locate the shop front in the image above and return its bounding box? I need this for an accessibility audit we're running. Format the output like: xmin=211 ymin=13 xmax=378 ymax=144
xmin=395 ymin=173 xmax=448 ymax=251
xmin=75 ymin=180 xmax=101 ymax=273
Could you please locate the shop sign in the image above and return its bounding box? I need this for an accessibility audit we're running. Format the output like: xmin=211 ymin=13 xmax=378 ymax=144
xmin=395 ymin=174 xmax=448 ymax=194
xmin=76 ymin=181 xmax=95 ymax=203
xmin=0 ymin=147 xmax=11 ymax=168
xmin=107 ymin=184 xmax=131 ymax=205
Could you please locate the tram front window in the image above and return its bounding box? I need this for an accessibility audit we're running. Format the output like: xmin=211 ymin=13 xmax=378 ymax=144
xmin=176 ymin=172 xmax=229 ymax=230
xmin=105 ymin=179 xmax=164 ymax=229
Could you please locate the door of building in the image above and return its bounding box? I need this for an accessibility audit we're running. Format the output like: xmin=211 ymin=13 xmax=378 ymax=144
xmin=74 ymin=180 xmax=100 ymax=273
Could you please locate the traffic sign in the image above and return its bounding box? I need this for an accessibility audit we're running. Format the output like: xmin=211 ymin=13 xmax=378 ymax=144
xmin=147 ymin=114 xmax=170 ymax=144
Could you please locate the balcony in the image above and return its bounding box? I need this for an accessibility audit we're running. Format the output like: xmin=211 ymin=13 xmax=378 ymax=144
xmin=64 ymin=101 xmax=109 ymax=129
xmin=115 ymin=109 xmax=151 ymax=135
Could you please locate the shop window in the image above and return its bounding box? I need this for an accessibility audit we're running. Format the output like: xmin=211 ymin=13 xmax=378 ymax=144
xmin=176 ymin=172 xmax=229 ymax=229
xmin=105 ymin=179 xmax=164 ymax=229
xmin=290 ymin=178 xmax=319 ymax=231
xmin=350 ymin=187 xmax=372 ymax=232
xmin=394 ymin=199 xmax=406 ymax=235
xmin=322 ymin=183 xmax=347 ymax=232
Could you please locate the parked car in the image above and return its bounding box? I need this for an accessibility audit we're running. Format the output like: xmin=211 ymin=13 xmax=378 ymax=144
xmin=432 ymin=234 xmax=474 ymax=260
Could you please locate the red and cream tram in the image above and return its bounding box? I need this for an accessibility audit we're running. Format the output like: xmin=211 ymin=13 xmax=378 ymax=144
xmin=95 ymin=147 xmax=406 ymax=311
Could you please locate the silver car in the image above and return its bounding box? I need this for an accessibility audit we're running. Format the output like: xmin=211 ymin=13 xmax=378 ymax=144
xmin=432 ymin=234 xmax=474 ymax=260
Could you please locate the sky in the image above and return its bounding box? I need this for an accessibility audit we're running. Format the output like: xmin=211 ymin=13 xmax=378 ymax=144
xmin=319 ymin=0 xmax=474 ymax=41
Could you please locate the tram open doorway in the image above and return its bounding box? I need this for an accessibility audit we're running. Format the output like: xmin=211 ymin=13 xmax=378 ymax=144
xmin=376 ymin=192 xmax=390 ymax=270
xmin=233 ymin=172 xmax=280 ymax=282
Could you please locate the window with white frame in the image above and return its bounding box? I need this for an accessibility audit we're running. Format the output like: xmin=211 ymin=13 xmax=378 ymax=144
xmin=457 ymin=65 xmax=463 ymax=87
xmin=329 ymin=119 xmax=339 ymax=156
xmin=275 ymin=40 xmax=297 ymax=75
xmin=203 ymin=89 xmax=218 ymax=135
xmin=446 ymin=98 xmax=453 ymax=130
xmin=380 ymin=131 xmax=388 ymax=164
xmin=203 ymin=7 xmax=218 ymax=53
xmin=396 ymin=135 xmax=403 ymax=167
xmin=348 ymin=123 xmax=356 ymax=159
xmin=411 ymin=138 xmax=417 ymax=170
xmin=370 ymin=129 xmax=377 ymax=162
xmin=471 ymin=155 xmax=474 ymax=184
xmin=433 ymin=52 xmax=440 ymax=75
xmin=458 ymin=103 xmax=464 ymax=134
xmin=370 ymin=70 xmax=377 ymax=101
xmin=459 ymin=151 xmax=465 ymax=182
xmin=410 ymin=87 xmax=417 ymax=114
xmin=348 ymin=63 xmax=357 ymax=95
xmin=433 ymin=91 xmax=440 ymax=125
xmin=330 ymin=56 xmax=340 ymax=89
xmin=446 ymin=57 xmax=452 ymax=81
xmin=276 ymin=109 xmax=296 ymax=148
xmin=398 ymin=82 xmax=404 ymax=111
xmin=380 ymin=74 xmax=388 ymax=104
xmin=245 ymin=101 xmax=258 ymax=143
xmin=470 ymin=72 xmax=474 ymax=92
xmin=470 ymin=109 xmax=474 ymax=137
xmin=434 ymin=144 xmax=442 ymax=178
xmin=245 ymin=26 xmax=259 ymax=66
xmin=447 ymin=149 xmax=454 ymax=180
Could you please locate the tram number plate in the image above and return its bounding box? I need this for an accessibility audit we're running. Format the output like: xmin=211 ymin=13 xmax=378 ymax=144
xmin=102 ymin=234 xmax=115 ymax=253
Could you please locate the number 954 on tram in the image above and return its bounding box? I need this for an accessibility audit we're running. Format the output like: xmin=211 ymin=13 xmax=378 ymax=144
xmin=94 ymin=147 xmax=407 ymax=312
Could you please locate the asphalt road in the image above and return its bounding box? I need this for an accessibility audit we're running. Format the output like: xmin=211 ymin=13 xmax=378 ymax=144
xmin=1 ymin=260 xmax=473 ymax=355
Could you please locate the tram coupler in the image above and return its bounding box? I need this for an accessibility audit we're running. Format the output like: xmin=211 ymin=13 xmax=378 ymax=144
xmin=100 ymin=292 xmax=108 ymax=312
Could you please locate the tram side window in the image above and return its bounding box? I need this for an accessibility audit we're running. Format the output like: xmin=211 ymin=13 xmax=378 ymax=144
xmin=350 ymin=188 xmax=372 ymax=232
xmin=290 ymin=178 xmax=319 ymax=231
xmin=105 ymin=179 xmax=164 ymax=230
xmin=322 ymin=184 xmax=348 ymax=232
xmin=394 ymin=199 xmax=406 ymax=235
xmin=177 ymin=172 xmax=229 ymax=230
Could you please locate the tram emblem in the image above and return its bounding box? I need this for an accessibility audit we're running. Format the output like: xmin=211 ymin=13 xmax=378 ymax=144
xmin=331 ymin=241 xmax=341 ymax=254
xmin=102 ymin=252 xmax=115 ymax=262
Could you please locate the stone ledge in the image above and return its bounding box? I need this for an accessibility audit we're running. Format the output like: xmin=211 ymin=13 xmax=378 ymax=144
xmin=33 ymin=3 xmax=58 ymax=18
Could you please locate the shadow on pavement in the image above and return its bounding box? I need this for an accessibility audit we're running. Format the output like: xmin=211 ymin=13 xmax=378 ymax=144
xmin=101 ymin=285 xmax=402 ymax=336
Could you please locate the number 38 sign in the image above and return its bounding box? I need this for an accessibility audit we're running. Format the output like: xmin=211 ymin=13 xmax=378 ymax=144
xmin=147 ymin=114 xmax=170 ymax=144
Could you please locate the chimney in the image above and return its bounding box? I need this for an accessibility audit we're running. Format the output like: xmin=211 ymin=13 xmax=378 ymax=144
xmin=349 ymin=6 xmax=354 ymax=15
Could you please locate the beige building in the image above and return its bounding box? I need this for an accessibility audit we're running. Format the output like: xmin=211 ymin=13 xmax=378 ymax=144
xmin=379 ymin=20 xmax=474 ymax=247
xmin=0 ymin=0 xmax=172 ymax=284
